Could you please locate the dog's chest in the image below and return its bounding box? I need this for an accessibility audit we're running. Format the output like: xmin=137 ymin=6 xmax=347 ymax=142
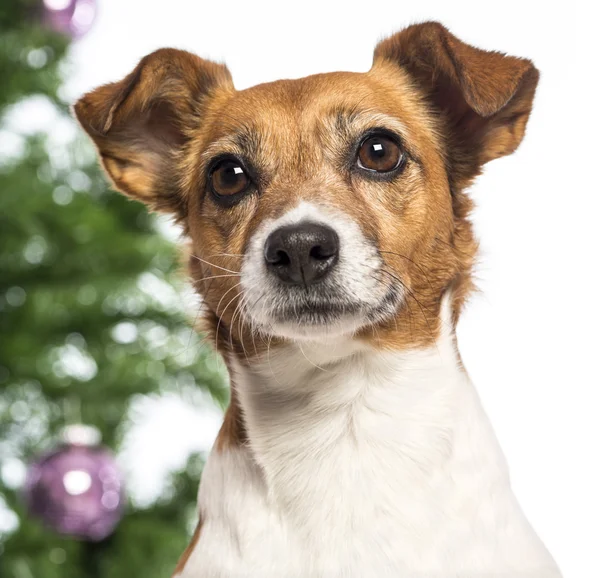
xmin=178 ymin=344 xmax=558 ymax=577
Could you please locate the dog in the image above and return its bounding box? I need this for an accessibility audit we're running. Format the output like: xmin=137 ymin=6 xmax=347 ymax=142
xmin=74 ymin=21 xmax=562 ymax=578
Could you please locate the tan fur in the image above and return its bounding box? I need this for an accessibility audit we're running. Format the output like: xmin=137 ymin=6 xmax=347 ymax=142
xmin=73 ymin=22 xmax=538 ymax=576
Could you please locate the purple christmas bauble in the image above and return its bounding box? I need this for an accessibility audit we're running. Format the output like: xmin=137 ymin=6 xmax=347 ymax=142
xmin=42 ymin=0 xmax=97 ymax=38
xmin=25 ymin=437 xmax=125 ymax=541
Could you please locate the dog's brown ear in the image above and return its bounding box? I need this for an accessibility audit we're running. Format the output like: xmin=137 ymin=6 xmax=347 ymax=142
xmin=74 ymin=49 xmax=233 ymax=216
xmin=373 ymin=22 xmax=539 ymax=186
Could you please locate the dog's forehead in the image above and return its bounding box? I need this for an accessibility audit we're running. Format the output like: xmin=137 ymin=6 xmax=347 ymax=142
xmin=233 ymin=71 xmax=376 ymax=116
xmin=210 ymin=69 xmax=419 ymax=138
xmin=200 ymin=67 xmax=436 ymax=171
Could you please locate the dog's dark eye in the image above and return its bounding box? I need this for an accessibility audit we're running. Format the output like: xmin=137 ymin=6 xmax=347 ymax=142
xmin=210 ymin=159 xmax=250 ymax=199
xmin=357 ymin=135 xmax=403 ymax=173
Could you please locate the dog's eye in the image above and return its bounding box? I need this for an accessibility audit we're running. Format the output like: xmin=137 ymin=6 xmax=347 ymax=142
xmin=357 ymin=135 xmax=403 ymax=173
xmin=210 ymin=159 xmax=251 ymax=199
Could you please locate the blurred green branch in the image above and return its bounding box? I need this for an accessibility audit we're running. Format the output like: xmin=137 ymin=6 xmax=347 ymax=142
xmin=0 ymin=2 xmax=226 ymax=576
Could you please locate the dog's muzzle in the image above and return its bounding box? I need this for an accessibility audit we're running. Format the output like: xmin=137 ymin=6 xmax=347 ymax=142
xmin=263 ymin=222 xmax=340 ymax=286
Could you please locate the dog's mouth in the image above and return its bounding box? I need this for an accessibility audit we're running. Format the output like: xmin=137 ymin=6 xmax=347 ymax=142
xmin=271 ymin=285 xmax=400 ymax=323
xmin=242 ymin=283 xmax=402 ymax=340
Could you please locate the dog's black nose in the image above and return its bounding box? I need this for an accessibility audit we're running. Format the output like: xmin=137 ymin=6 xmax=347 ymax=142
xmin=264 ymin=223 xmax=340 ymax=286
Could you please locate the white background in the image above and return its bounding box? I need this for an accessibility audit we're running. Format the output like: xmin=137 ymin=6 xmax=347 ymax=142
xmin=67 ymin=1 xmax=598 ymax=575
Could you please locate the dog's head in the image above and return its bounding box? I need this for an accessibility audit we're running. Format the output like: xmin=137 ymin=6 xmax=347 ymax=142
xmin=75 ymin=22 xmax=538 ymax=354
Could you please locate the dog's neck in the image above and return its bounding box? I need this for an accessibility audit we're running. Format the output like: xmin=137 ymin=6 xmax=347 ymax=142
xmin=227 ymin=296 xmax=509 ymax=522
xmin=182 ymin=297 xmax=558 ymax=577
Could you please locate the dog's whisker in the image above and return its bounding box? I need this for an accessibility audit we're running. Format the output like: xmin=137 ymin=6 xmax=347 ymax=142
xmin=378 ymin=251 xmax=436 ymax=295
xmin=214 ymin=282 xmax=244 ymax=352
xmin=197 ymin=273 xmax=240 ymax=285
xmin=206 ymin=252 xmax=246 ymax=259
xmin=298 ymin=342 xmax=330 ymax=373
xmin=378 ymin=268 xmax=438 ymax=346
xmin=231 ymin=292 xmax=253 ymax=364
xmin=244 ymin=290 xmax=269 ymax=356
xmin=190 ymin=254 xmax=240 ymax=274
xmin=216 ymin=292 xmax=242 ymax=348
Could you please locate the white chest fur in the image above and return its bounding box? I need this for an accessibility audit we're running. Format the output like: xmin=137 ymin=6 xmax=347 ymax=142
xmin=177 ymin=316 xmax=560 ymax=577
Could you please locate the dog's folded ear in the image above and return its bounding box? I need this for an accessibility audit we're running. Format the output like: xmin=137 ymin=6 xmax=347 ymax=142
xmin=373 ymin=22 xmax=539 ymax=186
xmin=74 ymin=49 xmax=233 ymax=216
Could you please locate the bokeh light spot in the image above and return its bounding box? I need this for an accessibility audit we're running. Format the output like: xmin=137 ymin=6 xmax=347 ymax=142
xmin=72 ymin=0 xmax=96 ymax=30
xmin=49 ymin=548 xmax=67 ymax=564
xmin=52 ymin=185 xmax=74 ymax=205
xmin=101 ymin=490 xmax=120 ymax=511
xmin=44 ymin=0 xmax=72 ymax=10
xmin=1 ymin=458 xmax=27 ymax=490
xmin=63 ymin=470 xmax=92 ymax=496
xmin=27 ymin=49 xmax=48 ymax=69
xmin=23 ymin=235 xmax=48 ymax=264
xmin=111 ymin=321 xmax=138 ymax=344
xmin=5 ymin=286 xmax=26 ymax=307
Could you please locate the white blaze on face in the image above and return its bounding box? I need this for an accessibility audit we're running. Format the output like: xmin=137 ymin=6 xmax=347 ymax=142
xmin=240 ymin=201 xmax=401 ymax=340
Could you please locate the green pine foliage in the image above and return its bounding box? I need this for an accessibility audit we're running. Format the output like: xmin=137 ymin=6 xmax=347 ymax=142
xmin=0 ymin=1 xmax=227 ymax=576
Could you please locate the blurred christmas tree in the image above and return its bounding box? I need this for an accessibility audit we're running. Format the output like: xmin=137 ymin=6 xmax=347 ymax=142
xmin=0 ymin=1 xmax=227 ymax=576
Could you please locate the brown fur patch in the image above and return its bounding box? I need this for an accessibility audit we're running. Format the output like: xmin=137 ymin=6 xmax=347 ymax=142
xmin=214 ymin=378 xmax=247 ymax=451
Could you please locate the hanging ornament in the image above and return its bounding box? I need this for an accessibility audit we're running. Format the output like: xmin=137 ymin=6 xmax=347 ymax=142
xmin=24 ymin=424 xmax=125 ymax=542
xmin=41 ymin=0 xmax=97 ymax=38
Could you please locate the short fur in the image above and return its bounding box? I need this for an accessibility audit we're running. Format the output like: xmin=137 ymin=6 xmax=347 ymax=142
xmin=75 ymin=21 xmax=560 ymax=577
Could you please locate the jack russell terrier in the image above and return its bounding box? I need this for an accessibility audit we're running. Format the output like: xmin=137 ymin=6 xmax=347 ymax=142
xmin=75 ymin=21 xmax=562 ymax=578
